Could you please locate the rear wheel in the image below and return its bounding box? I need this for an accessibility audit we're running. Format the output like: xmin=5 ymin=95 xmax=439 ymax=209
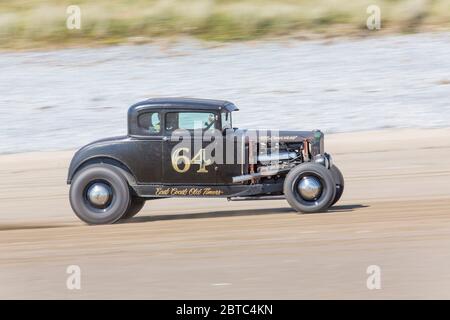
xmin=121 ymin=198 xmax=145 ymax=220
xmin=284 ymin=163 xmax=336 ymax=213
xmin=330 ymin=165 xmax=344 ymax=206
xmin=69 ymin=164 xmax=131 ymax=225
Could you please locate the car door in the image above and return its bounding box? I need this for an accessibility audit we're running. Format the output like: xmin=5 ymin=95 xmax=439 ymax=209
xmin=215 ymin=128 xmax=248 ymax=184
xmin=162 ymin=110 xmax=219 ymax=184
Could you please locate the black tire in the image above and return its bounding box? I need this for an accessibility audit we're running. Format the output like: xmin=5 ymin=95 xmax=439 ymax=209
xmin=69 ymin=164 xmax=131 ymax=225
xmin=330 ymin=165 xmax=345 ymax=206
xmin=121 ymin=198 xmax=145 ymax=220
xmin=284 ymin=163 xmax=336 ymax=213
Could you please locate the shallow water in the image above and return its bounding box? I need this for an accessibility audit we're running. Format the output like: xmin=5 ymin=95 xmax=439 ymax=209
xmin=1 ymin=33 xmax=449 ymax=154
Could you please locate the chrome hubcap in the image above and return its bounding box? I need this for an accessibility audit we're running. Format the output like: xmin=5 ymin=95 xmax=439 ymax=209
xmin=298 ymin=176 xmax=322 ymax=201
xmin=86 ymin=183 xmax=112 ymax=208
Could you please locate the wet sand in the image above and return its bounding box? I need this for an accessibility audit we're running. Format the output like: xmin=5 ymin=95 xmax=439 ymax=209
xmin=1 ymin=128 xmax=450 ymax=299
xmin=2 ymin=32 xmax=450 ymax=154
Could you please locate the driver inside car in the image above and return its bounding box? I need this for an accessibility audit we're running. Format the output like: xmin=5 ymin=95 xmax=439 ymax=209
xmin=149 ymin=113 xmax=160 ymax=133
xmin=204 ymin=113 xmax=215 ymax=130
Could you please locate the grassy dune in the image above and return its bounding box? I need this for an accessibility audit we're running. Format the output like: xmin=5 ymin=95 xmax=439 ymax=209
xmin=1 ymin=0 xmax=449 ymax=49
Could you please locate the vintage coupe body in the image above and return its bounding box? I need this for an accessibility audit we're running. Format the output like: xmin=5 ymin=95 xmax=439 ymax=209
xmin=68 ymin=98 xmax=344 ymax=224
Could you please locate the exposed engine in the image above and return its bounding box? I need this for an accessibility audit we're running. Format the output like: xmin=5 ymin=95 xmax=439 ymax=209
xmin=232 ymin=132 xmax=331 ymax=184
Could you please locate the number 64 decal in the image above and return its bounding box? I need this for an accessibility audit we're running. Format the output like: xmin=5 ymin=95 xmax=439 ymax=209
xmin=171 ymin=148 xmax=212 ymax=173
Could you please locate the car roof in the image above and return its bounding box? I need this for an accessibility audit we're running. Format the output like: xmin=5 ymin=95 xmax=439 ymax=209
xmin=129 ymin=97 xmax=239 ymax=113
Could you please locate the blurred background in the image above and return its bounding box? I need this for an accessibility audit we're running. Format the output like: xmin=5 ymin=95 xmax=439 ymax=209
xmin=2 ymin=0 xmax=450 ymax=45
xmin=1 ymin=0 xmax=449 ymax=154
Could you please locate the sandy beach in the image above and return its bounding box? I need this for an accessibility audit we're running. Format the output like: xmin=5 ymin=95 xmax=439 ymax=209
xmin=0 ymin=128 xmax=449 ymax=299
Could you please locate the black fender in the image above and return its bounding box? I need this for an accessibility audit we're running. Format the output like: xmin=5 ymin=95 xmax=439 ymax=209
xmin=67 ymin=156 xmax=137 ymax=186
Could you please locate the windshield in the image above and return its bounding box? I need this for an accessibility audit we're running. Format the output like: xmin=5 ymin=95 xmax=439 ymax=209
xmin=221 ymin=112 xmax=232 ymax=130
xmin=166 ymin=112 xmax=217 ymax=131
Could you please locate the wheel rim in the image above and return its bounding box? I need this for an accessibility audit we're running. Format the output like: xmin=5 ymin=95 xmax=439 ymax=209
xmin=297 ymin=176 xmax=323 ymax=201
xmin=85 ymin=182 xmax=113 ymax=209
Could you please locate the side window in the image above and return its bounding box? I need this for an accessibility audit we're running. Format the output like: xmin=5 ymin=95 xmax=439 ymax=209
xmin=221 ymin=112 xmax=232 ymax=130
xmin=165 ymin=112 xmax=217 ymax=131
xmin=138 ymin=112 xmax=161 ymax=134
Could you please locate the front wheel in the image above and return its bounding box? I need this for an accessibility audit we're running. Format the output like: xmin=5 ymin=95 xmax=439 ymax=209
xmin=330 ymin=165 xmax=344 ymax=206
xmin=284 ymin=163 xmax=336 ymax=214
xmin=69 ymin=164 xmax=131 ymax=225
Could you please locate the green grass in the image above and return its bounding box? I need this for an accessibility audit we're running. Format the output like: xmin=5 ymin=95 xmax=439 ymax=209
xmin=1 ymin=0 xmax=449 ymax=49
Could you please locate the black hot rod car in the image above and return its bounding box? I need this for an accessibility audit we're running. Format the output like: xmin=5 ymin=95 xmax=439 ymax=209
xmin=68 ymin=98 xmax=344 ymax=224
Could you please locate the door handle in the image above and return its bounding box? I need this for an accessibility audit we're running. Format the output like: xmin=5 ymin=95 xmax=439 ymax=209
xmin=163 ymin=136 xmax=183 ymax=141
